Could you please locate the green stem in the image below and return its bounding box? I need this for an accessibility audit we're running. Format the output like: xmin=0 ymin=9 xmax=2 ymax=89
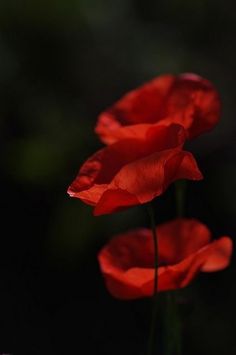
xmin=166 ymin=180 xmax=186 ymax=355
xmin=147 ymin=204 xmax=158 ymax=296
xmin=146 ymin=203 xmax=159 ymax=355
xmin=165 ymin=292 xmax=182 ymax=355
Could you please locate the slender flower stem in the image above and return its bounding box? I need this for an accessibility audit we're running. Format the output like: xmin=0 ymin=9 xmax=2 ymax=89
xmin=146 ymin=203 xmax=159 ymax=355
xmin=164 ymin=180 xmax=186 ymax=355
xmin=147 ymin=203 xmax=158 ymax=296
xmin=165 ymin=292 xmax=182 ymax=355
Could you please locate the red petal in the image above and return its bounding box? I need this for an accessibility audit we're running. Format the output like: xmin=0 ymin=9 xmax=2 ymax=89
xmin=97 ymin=75 xmax=175 ymax=127
xmin=157 ymin=218 xmax=211 ymax=265
xmin=94 ymin=150 xmax=202 ymax=215
xmin=200 ymin=237 xmax=233 ymax=272
xmin=94 ymin=188 xmax=139 ymax=216
xmin=96 ymin=73 xmax=220 ymax=144
xmin=169 ymin=73 xmax=221 ymax=138
xmin=67 ymin=148 xmax=109 ymax=205
xmin=98 ymin=229 xmax=154 ymax=299
xmin=155 ymin=236 xmax=232 ymax=292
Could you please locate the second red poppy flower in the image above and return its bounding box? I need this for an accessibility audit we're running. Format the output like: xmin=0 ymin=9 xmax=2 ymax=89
xmin=68 ymin=124 xmax=202 ymax=215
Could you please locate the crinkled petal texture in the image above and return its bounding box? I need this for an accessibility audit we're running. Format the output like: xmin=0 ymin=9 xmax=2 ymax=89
xmin=96 ymin=73 xmax=220 ymax=144
xmin=68 ymin=124 xmax=203 ymax=215
xmin=98 ymin=219 xmax=232 ymax=299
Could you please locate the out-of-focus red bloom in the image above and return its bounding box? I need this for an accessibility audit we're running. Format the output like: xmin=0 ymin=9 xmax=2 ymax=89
xmin=68 ymin=124 xmax=202 ymax=216
xmin=98 ymin=219 xmax=232 ymax=299
xmin=95 ymin=73 xmax=220 ymax=144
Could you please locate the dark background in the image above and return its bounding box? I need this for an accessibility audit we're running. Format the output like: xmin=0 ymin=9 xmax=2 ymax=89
xmin=1 ymin=0 xmax=236 ymax=354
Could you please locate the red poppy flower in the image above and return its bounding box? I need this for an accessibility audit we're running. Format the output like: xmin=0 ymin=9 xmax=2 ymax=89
xmin=98 ymin=218 xmax=232 ymax=299
xmin=67 ymin=124 xmax=202 ymax=216
xmin=95 ymin=73 xmax=220 ymax=144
